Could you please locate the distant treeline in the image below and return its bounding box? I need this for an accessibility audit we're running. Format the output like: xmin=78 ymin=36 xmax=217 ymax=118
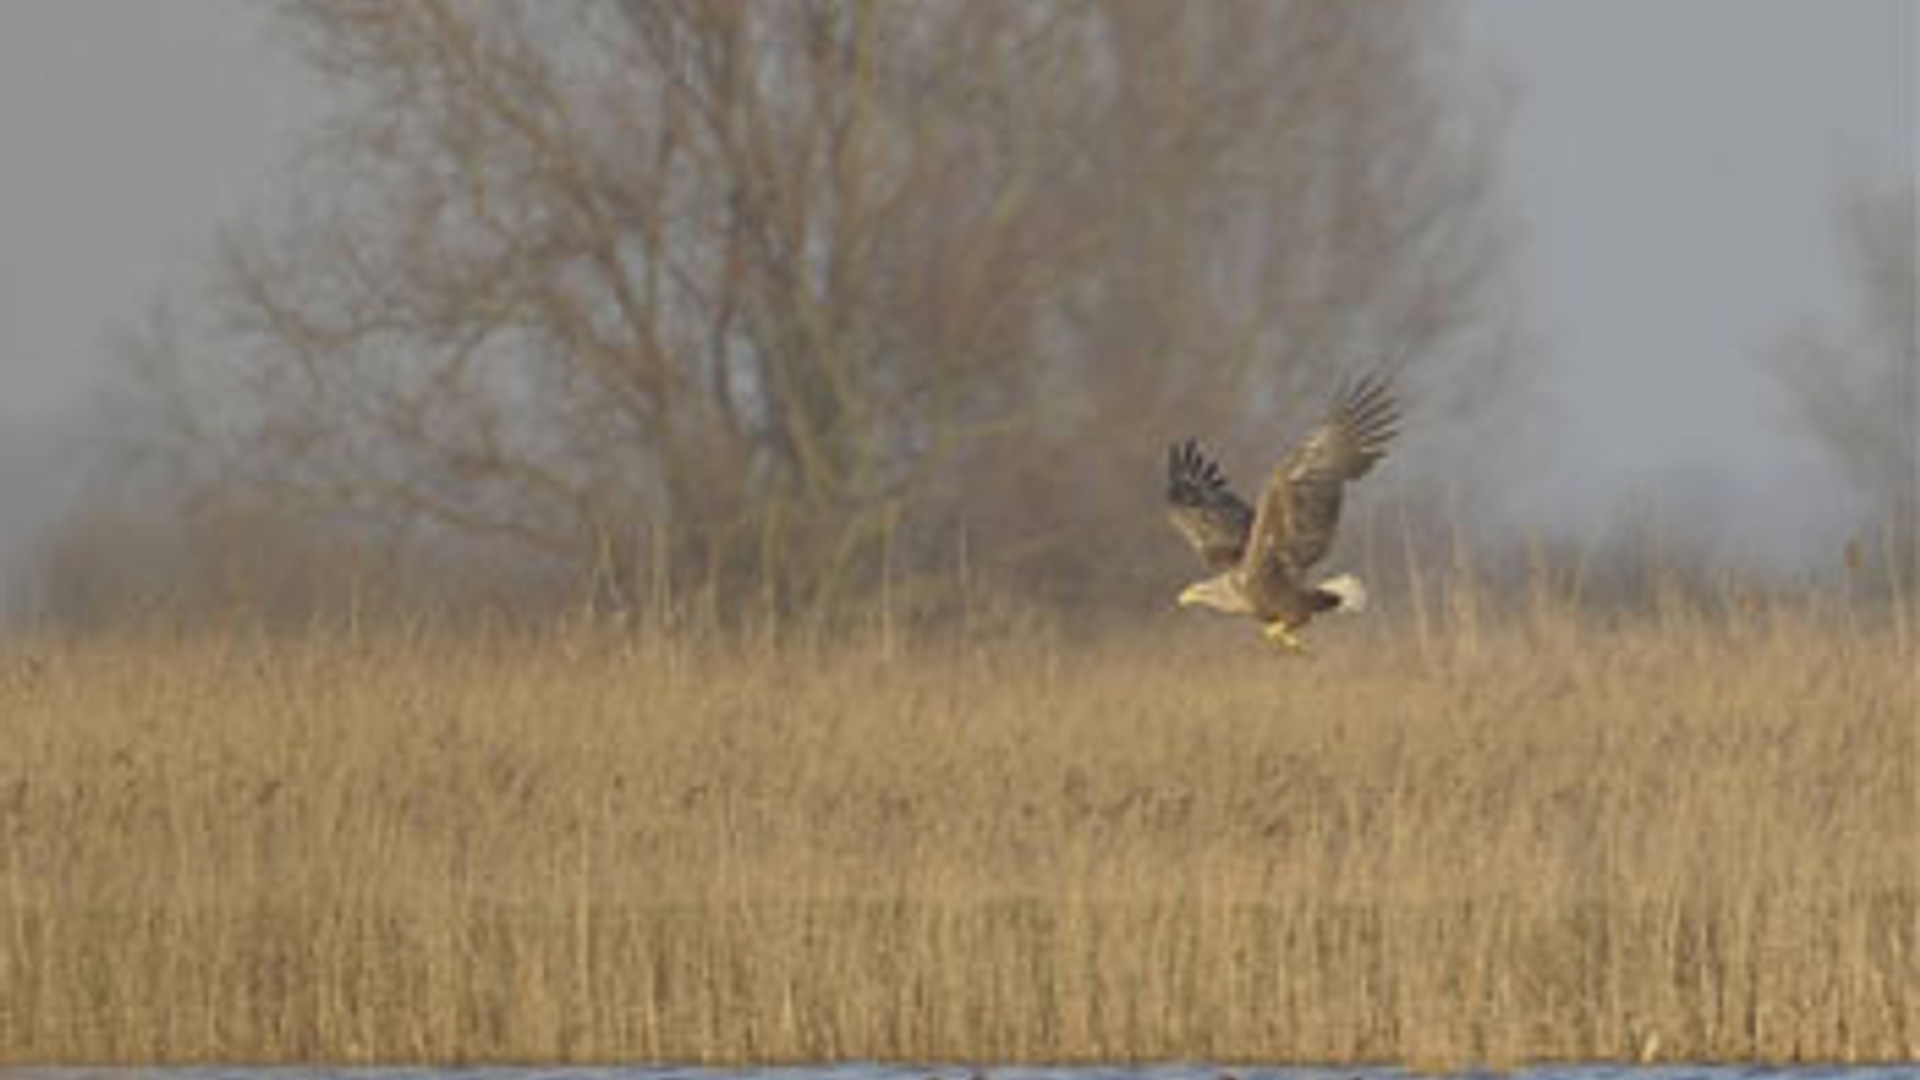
xmin=6 ymin=1 xmax=1912 ymax=630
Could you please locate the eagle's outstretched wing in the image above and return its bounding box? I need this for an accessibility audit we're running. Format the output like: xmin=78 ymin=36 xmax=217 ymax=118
xmin=1244 ymin=374 xmax=1401 ymax=580
xmin=1166 ymin=438 xmax=1255 ymax=571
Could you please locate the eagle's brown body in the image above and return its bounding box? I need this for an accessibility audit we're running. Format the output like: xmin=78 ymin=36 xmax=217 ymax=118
xmin=1165 ymin=375 xmax=1400 ymax=652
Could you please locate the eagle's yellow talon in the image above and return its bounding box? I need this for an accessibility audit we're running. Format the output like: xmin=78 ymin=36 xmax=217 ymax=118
xmin=1263 ymin=621 xmax=1308 ymax=655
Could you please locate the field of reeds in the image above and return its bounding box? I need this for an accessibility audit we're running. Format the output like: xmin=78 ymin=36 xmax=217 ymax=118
xmin=1 ymin=590 xmax=1914 ymax=1069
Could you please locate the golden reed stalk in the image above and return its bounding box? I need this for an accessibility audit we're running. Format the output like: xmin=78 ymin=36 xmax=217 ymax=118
xmin=2 ymin=596 xmax=1913 ymax=1067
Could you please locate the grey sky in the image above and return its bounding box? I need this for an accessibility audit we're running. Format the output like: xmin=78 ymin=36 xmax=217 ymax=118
xmin=1468 ymin=0 xmax=1914 ymax=566
xmin=0 ymin=0 xmax=309 ymax=418
xmin=0 ymin=0 xmax=310 ymax=580
xmin=0 ymin=1 xmax=1912 ymax=581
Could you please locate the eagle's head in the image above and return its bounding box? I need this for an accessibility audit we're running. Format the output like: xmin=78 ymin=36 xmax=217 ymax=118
xmin=1177 ymin=573 xmax=1251 ymax=614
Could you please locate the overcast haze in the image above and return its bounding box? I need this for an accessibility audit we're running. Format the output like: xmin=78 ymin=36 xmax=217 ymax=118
xmin=0 ymin=1 xmax=1912 ymax=586
xmin=1470 ymin=0 xmax=1914 ymax=567
xmin=0 ymin=0 xmax=313 ymax=582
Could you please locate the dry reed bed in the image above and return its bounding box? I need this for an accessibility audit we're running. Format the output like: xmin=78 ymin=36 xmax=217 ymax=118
xmin=0 ymin=602 xmax=1913 ymax=1066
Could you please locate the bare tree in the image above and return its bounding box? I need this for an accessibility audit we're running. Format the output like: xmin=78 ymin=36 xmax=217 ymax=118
xmin=952 ymin=2 xmax=1522 ymax=605
xmin=1776 ymin=175 xmax=1918 ymax=587
xmin=100 ymin=0 xmax=1521 ymax=620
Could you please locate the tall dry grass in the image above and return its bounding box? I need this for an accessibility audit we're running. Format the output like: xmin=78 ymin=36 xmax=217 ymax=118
xmin=1 ymin=590 xmax=1913 ymax=1067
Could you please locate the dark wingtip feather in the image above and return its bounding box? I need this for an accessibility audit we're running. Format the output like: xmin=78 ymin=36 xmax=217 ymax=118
xmin=1340 ymin=371 xmax=1400 ymax=428
xmin=1168 ymin=437 xmax=1237 ymax=505
xmin=1168 ymin=437 xmax=1198 ymax=503
xmin=1329 ymin=369 xmax=1402 ymax=469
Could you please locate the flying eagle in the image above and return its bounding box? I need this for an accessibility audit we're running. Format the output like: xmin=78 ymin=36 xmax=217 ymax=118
xmin=1166 ymin=374 xmax=1401 ymax=653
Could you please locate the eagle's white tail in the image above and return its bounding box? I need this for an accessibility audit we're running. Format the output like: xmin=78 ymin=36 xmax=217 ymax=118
xmin=1318 ymin=573 xmax=1368 ymax=614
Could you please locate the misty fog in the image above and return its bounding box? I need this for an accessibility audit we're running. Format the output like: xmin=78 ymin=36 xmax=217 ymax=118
xmin=0 ymin=0 xmax=1911 ymax=624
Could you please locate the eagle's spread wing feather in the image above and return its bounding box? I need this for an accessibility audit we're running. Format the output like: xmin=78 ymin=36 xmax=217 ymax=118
xmin=1165 ymin=438 xmax=1255 ymax=571
xmin=1245 ymin=374 xmax=1401 ymax=580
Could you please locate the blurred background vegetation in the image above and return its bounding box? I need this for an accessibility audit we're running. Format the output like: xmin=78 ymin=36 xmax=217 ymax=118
xmin=6 ymin=0 xmax=1911 ymax=631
